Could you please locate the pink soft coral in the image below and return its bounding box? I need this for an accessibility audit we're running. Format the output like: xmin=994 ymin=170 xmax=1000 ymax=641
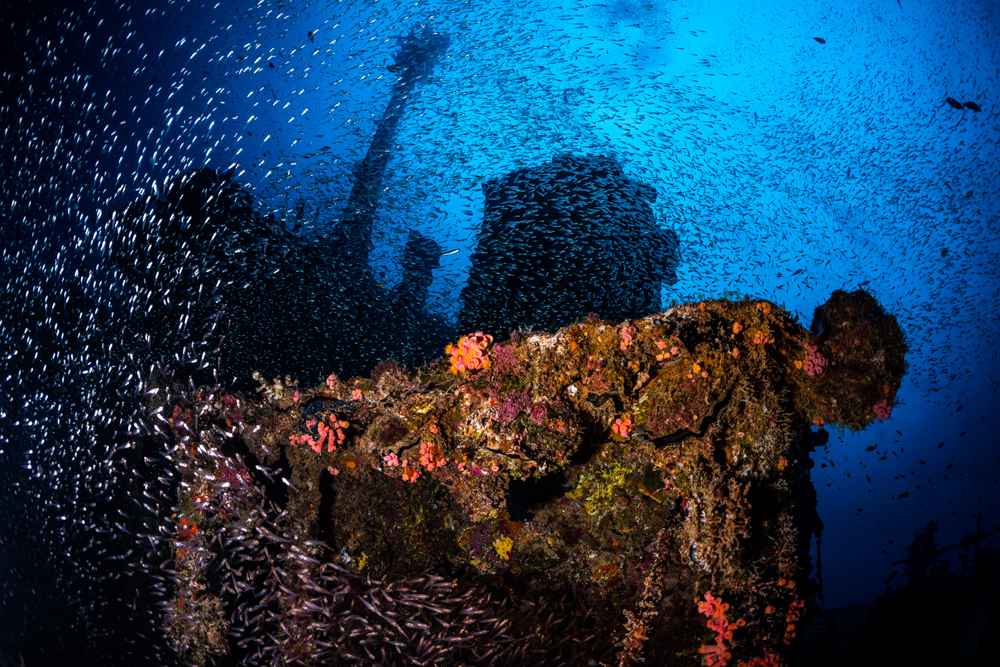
xmin=801 ymin=342 xmax=828 ymax=377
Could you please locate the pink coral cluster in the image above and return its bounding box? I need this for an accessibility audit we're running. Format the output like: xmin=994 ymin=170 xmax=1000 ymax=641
xmin=291 ymin=415 xmax=347 ymax=453
xmin=612 ymin=417 xmax=633 ymax=439
xmin=697 ymin=591 xmax=745 ymax=667
xmin=619 ymin=325 xmax=636 ymax=350
xmin=801 ymin=342 xmax=828 ymax=377
xmin=873 ymin=399 xmax=892 ymax=420
xmin=447 ymin=332 xmax=493 ymax=374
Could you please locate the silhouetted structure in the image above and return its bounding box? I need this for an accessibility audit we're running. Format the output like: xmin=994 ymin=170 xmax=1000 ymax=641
xmin=109 ymin=34 xmax=683 ymax=391
xmin=332 ymin=27 xmax=451 ymax=273
xmin=108 ymin=28 xmax=453 ymax=387
xmin=458 ymin=154 xmax=680 ymax=338
xmin=797 ymin=517 xmax=1000 ymax=666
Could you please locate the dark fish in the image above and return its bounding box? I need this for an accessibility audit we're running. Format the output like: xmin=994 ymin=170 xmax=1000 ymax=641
xmin=964 ymin=101 xmax=981 ymax=111
xmin=897 ymin=492 xmax=909 ymax=499
xmin=308 ymin=31 xmax=314 ymax=42
xmin=946 ymin=97 xmax=964 ymax=109
xmin=269 ymin=62 xmax=275 ymax=68
xmin=813 ymin=37 xmax=826 ymax=44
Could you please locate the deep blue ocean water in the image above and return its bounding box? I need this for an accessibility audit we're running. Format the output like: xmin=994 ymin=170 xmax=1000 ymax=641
xmin=1 ymin=0 xmax=997 ymax=664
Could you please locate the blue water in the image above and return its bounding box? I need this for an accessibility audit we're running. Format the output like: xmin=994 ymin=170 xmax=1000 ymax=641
xmin=1 ymin=0 xmax=998 ymax=663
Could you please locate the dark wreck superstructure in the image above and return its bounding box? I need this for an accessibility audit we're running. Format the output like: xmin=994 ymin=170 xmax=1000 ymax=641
xmin=459 ymin=154 xmax=680 ymax=339
xmin=107 ymin=29 xmax=455 ymax=388
xmin=106 ymin=25 xmax=681 ymax=395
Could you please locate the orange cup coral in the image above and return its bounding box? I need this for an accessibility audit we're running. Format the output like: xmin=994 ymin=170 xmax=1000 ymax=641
xmin=447 ymin=332 xmax=494 ymax=374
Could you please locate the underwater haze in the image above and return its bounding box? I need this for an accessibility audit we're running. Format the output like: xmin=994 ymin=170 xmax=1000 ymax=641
xmin=1 ymin=0 xmax=998 ymax=664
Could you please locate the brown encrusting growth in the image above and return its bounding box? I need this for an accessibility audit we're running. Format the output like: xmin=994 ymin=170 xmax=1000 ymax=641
xmin=153 ymin=291 xmax=906 ymax=666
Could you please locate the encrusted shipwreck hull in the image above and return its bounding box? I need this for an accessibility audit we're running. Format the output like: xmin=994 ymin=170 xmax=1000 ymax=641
xmin=155 ymin=291 xmax=905 ymax=666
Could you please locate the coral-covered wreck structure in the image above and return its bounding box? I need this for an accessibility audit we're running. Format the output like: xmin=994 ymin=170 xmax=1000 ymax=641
xmin=151 ymin=289 xmax=905 ymax=666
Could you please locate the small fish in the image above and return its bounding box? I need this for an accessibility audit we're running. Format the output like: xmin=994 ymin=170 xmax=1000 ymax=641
xmin=964 ymin=101 xmax=981 ymax=112
xmin=945 ymin=97 xmax=964 ymax=109
xmin=308 ymin=31 xmax=314 ymax=42
xmin=813 ymin=37 xmax=826 ymax=44
xmin=439 ymin=248 xmax=459 ymax=257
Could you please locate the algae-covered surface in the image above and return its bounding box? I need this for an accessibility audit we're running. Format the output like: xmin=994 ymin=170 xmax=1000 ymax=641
xmin=155 ymin=291 xmax=905 ymax=666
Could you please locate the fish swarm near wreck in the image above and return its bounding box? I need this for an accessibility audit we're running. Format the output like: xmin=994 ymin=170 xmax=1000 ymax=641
xmin=151 ymin=290 xmax=905 ymax=666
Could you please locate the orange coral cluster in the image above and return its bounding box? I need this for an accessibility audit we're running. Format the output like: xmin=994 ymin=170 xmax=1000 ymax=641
xmin=782 ymin=595 xmax=805 ymax=645
xmin=655 ymin=340 xmax=679 ymax=361
xmin=419 ymin=440 xmax=447 ymax=470
xmin=447 ymin=332 xmax=494 ymax=374
xmin=177 ymin=517 xmax=198 ymax=541
xmin=697 ymin=591 xmax=745 ymax=666
xmin=400 ymin=461 xmax=422 ymax=483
